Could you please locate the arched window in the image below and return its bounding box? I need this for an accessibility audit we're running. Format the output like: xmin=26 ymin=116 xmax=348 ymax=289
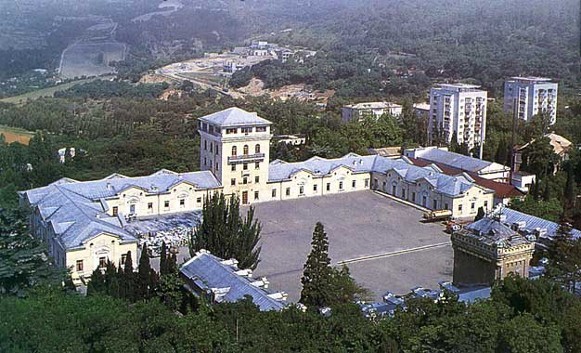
xmin=231 ymin=146 xmax=237 ymax=156
xmin=255 ymin=144 xmax=261 ymax=154
xmin=243 ymin=145 xmax=249 ymax=155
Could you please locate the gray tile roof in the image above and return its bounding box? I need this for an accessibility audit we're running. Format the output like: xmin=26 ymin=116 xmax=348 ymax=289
xmin=412 ymin=148 xmax=507 ymax=173
xmin=198 ymin=107 xmax=272 ymax=127
xmin=502 ymin=208 xmax=581 ymax=239
xmin=180 ymin=251 xmax=286 ymax=311
xmin=20 ymin=170 xmax=221 ymax=250
xmin=269 ymin=153 xmax=484 ymax=197
xmin=464 ymin=217 xmax=529 ymax=247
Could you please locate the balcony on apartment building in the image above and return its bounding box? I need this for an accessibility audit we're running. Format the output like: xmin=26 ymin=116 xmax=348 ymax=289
xmin=228 ymin=153 xmax=266 ymax=163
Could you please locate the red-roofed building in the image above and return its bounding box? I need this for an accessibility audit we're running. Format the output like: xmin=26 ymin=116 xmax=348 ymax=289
xmin=408 ymin=158 xmax=525 ymax=207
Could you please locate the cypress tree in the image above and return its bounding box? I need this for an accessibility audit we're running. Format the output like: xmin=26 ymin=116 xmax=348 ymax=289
xmin=190 ymin=194 xmax=262 ymax=269
xmin=160 ymin=242 xmax=168 ymax=276
xmin=123 ymin=251 xmax=135 ymax=301
xmin=564 ymin=166 xmax=576 ymax=211
xmin=475 ymin=206 xmax=485 ymax=221
xmin=138 ymin=244 xmax=156 ymax=299
xmin=87 ymin=267 xmax=106 ymax=296
xmin=300 ymin=222 xmax=333 ymax=309
xmin=236 ymin=206 xmax=262 ymax=270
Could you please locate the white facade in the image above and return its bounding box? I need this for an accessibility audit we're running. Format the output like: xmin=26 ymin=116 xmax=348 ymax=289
xmin=428 ymin=84 xmax=487 ymax=151
xmin=342 ymin=102 xmax=403 ymax=123
xmin=503 ymin=77 xmax=558 ymax=124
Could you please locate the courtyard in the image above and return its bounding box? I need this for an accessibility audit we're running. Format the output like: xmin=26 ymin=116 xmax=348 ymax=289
xmin=249 ymin=190 xmax=453 ymax=302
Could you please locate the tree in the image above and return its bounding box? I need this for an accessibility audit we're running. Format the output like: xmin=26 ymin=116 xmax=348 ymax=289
xmin=545 ymin=219 xmax=581 ymax=292
xmin=300 ymin=222 xmax=333 ymax=308
xmin=122 ymin=251 xmax=136 ymax=301
xmin=137 ymin=244 xmax=158 ymax=299
xmin=474 ymin=206 xmax=485 ymax=221
xmin=190 ymin=194 xmax=262 ymax=269
xmin=159 ymin=241 xmax=168 ymax=276
xmin=0 ymin=209 xmax=63 ymax=295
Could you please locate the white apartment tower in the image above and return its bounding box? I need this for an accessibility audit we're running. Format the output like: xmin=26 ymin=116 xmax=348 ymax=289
xmin=503 ymin=77 xmax=558 ymax=124
xmin=198 ymin=107 xmax=272 ymax=205
xmin=428 ymin=84 xmax=487 ymax=156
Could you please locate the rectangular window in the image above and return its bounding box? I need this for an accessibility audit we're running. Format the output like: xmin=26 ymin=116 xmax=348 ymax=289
xmin=243 ymin=177 xmax=248 ymax=185
xmin=471 ymin=202 xmax=475 ymax=210
xmin=112 ymin=206 xmax=118 ymax=216
xmin=196 ymin=197 xmax=202 ymax=203
xmin=365 ymin=179 xmax=369 ymax=188
xmin=147 ymin=202 xmax=153 ymax=210
xmin=326 ymin=183 xmax=331 ymax=191
xmin=444 ymin=203 xmax=449 ymax=210
xmin=412 ymin=192 xmax=416 ymax=202
xmin=255 ymin=162 xmax=260 ymax=170
xmin=352 ymin=180 xmax=356 ymax=188
xmin=180 ymin=199 xmax=185 ymax=207
xmin=256 ymin=126 xmax=267 ymax=132
xmin=392 ymin=185 xmax=396 ymax=195
xmin=339 ymin=181 xmax=344 ymax=190
xmin=231 ymin=164 xmax=236 ymax=171
xmin=300 ymin=186 xmax=304 ymax=194
xmin=313 ymin=184 xmax=318 ymax=192
xmin=164 ymin=200 xmax=170 ymax=208
xmin=204 ymin=157 xmax=207 ymax=166
xmin=121 ymin=254 xmax=127 ymax=266
xmin=209 ymin=144 xmax=213 ymax=152
xmin=484 ymin=201 xmax=488 ymax=209
xmin=272 ymin=189 xmax=277 ymax=198
xmin=458 ymin=204 xmax=463 ymax=212
xmin=99 ymin=257 xmax=107 ymax=269
xmin=255 ymin=176 xmax=260 ymax=183
xmin=241 ymin=127 xmax=252 ymax=134
xmin=231 ymin=178 xmax=236 ymax=186
xmin=401 ymin=189 xmax=406 ymax=199
xmin=204 ymin=140 xmax=207 ymax=150
xmin=433 ymin=200 xmax=438 ymax=209
xmin=226 ymin=128 xmax=237 ymax=134
xmin=76 ymin=260 xmax=83 ymax=272
xmin=254 ymin=191 xmax=259 ymax=200
xmin=243 ymin=163 xmax=248 ymax=170
xmin=286 ymin=187 xmax=290 ymax=196
xmin=215 ymin=162 xmax=219 ymax=171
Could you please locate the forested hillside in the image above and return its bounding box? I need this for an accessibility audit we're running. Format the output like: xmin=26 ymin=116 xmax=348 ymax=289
xmin=234 ymin=0 xmax=580 ymax=97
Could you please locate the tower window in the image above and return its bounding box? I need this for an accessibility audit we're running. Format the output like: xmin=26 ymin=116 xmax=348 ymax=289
xmin=243 ymin=145 xmax=249 ymax=155
xmin=231 ymin=146 xmax=237 ymax=156
xmin=231 ymin=164 xmax=236 ymax=171
xmin=255 ymin=176 xmax=260 ymax=183
xmin=255 ymin=162 xmax=260 ymax=170
xmin=255 ymin=144 xmax=261 ymax=154
xmin=285 ymin=187 xmax=290 ymax=196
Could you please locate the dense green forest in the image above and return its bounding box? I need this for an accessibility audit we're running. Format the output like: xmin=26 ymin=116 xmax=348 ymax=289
xmin=233 ymin=0 xmax=579 ymax=99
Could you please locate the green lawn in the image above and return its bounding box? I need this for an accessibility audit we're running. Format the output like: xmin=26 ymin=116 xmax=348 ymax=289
xmin=0 ymin=76 xmax=114 ymax=104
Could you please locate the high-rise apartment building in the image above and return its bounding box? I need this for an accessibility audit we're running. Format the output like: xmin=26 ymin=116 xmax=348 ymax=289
xmin=503 ymin=77 xmax=558 ymax=124
xmin=428 ymin=84 xmax=487 ymax=155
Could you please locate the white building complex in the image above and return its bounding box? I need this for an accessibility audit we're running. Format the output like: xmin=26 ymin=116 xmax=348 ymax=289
xmin=20 ymin=107 xmax=494 ymax=283
xmin=428 ymin=84 xmax=487 ymax=154
xmin=503 ymin=77 xmax=558 ymax=124
xmin=342 ymin=102 xmax=402 ymax=123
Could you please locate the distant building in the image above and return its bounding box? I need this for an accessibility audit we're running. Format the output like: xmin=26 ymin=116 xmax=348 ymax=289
xmin=274 ymin=134 xmax=306 ymax=146
xmin=180 ymin=250 xmax=287 ymax=311
xmin=452 ymin=209 xmax=535 ymax=286
xmin=517 ymin=133 xmax=573 ymax=175
xmin=367 ymin=147 xmax=401 ymax=159
xmin=404 ymin=146 xmax=511 ymax=183
xmin=412 ymin=102 xmax=430 ymax=119
xmin=428 ymin=84 xmax=487 ymax=153
xmin=342 ymin=102 xmax=403 ymax=123
xmin=503 ymin=77 xmax=558 ymax=124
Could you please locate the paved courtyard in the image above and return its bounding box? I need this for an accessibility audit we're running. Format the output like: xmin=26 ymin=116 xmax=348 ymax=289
xmin=249 ymin=190 xmax=453 ymax=302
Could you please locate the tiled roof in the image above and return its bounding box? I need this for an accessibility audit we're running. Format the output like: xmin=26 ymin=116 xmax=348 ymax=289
xmin=502 ymin=208 xmax=581 ymax=239
xmin=408 ymin=158 xmax=524 ymax=199
xmin=198 ymin=107 xmax=271 ymax=127
xmin=20 ymin=170 xmax=221 ymax=250
xmin=180 ymin=251 xmax=286 ymax=311
xmin=412 ymin=148 xmax=505 ymax=173
xmin=268 ymin=153 xmax=488 ymax=197
xmin=464 ymin=216 xmax=530 ymax=247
